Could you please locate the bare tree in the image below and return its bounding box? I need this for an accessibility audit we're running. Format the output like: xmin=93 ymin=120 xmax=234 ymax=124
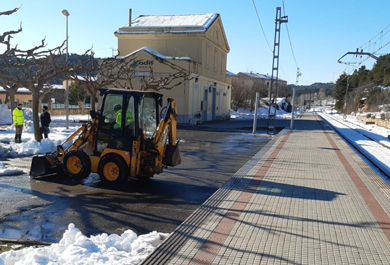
xmin=110 ymin=56 xmax=140 ymax=90
xmin=1 ymin=39 xmax=94 ymax=141
xmin=112 ymin=54 xmax=195 ymax=92
xmin=10 ymin=47 xmax=94 ymax=141
xmin=231 ymin=79 xmax=252 ymax=110
xmin=70 ymin=55 xmax=133 ymax=111
xmin=0 ymin=7 xmax=96 ymax=142
xmin=0 ymin=78 xmax=22 ymax=112
xmin=0 ymin=7 xmax=24 ymax=115
xmin=69 ymin=82 xmax=88 ymax=113
xmin=0 ymin=7 xmax=22 ymax=51
xmin=39 ymin=84 xmax=56 ymax=107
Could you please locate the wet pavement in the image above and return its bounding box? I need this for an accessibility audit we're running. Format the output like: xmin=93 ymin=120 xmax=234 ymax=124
xmin=0 ymin=119 xmax=280 ymax=244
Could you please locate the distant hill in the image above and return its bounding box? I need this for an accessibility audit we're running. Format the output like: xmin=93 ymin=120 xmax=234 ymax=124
xmin=288 ymin=82 xmax=335 ymax=97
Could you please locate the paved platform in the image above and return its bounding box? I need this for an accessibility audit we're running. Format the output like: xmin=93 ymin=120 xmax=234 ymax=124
xmin=141 ymin=113 xmax=390 ymax=264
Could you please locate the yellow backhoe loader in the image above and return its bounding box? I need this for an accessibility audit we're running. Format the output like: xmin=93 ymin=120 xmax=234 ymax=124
xmin=30 ymin=88 xmax=181 ymax=185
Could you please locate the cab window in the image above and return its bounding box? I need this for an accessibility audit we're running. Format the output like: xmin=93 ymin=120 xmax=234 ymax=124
xmin=101 ymin=94 xmax=123 ymax=129
xmin=140 ymin=97 xmax=157 ymax=139
xmin=124 ymin=96 xmax=135 ymax=135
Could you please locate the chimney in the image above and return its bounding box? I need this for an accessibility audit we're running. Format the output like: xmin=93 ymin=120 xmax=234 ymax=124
xmin=129 ymin=8 xmax=132 ymax=27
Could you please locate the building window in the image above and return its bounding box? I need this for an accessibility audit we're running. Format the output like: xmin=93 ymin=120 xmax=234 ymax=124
xmin=206 ymin=44 xmax=210 ymax=69
xmin=214 ymin=49 xmax=218 ymax=72
xmin=221 ymin=54 xmax=225 ymax=75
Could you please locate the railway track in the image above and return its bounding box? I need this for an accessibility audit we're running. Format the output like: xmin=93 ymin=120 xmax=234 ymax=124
xmin=321 ymin=112 xmax=390 ymax=150
xmin=317 ymin=111 xmax=390 ymax=179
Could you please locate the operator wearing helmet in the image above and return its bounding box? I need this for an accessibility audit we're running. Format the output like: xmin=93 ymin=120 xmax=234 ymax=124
xmin=113 ymin=104 xmax=134 ymax=130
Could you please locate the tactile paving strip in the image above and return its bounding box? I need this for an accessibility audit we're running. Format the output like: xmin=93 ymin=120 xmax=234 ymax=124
xmin=140 ymin=132 xmax=286 ymax=265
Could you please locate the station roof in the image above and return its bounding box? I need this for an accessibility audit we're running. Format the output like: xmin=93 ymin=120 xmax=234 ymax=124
xmin=116 ymin=13 xmax=219 ymax=34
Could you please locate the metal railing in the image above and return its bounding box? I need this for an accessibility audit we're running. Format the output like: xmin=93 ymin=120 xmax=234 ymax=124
xmin=41 ymin=103 xmax=92 ymax=109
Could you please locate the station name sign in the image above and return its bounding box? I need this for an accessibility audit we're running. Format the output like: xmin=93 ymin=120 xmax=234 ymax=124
xmin=132 ymin=60 xmax=154 ymax=69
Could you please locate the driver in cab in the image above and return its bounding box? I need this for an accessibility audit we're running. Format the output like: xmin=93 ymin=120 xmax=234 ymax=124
xmin=113 ymin=104 xmax=134 ymax=130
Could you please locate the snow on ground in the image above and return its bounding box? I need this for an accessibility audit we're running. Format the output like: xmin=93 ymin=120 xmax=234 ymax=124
xmin=0 ymin=106 xmax=89 ymax=160
xmin=230 ymin=99 xmax=299 ymax=120
xmin=0 ymin=224 xmax=169 ymax=265
xmin=0 ymin=105 xmax=169 ymax=265
xmin=1 ymin=104 xmax=390 ymax=264
xmin=315 ymin=107 xmax=390 ymax=178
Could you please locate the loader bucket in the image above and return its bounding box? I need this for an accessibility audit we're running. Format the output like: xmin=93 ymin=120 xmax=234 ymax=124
xmin=30 ymin=154 xmax=62 ymax=178
xmin=164 ymin=142 xmax=181 ymax=167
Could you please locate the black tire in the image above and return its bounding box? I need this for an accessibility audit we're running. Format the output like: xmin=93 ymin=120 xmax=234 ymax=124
xmin=98 ymin=155 xmax=128 ymax=186
xmin=63 ymin=150 xmax=91 ymax=180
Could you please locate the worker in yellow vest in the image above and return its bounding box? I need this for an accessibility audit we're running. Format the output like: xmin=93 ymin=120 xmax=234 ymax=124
xmin=113 ymin=104 xmax=134 ymax=130
xmin=13 ymin=103 xmax=25 ymax=143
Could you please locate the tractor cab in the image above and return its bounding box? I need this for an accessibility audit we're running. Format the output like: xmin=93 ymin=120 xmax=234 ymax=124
xmin=95 ymin=89 xmax=163 ymax=155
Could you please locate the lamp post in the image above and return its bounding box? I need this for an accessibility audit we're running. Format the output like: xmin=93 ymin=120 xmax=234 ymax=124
xmin=62 ymin=9 xmax=70 ymax=129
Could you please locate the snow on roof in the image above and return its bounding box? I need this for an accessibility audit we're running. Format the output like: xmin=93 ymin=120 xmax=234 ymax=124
xmin=45 ymin=84 xmax=64 ymax=89
xmin=226 ymin=71 xmax=237 ymax=76
xmin=240 ymin=72 xmax=287 ymax=82
xmin=71 ymin=75 xmax=99 ymax=82
xmin=116 ymin=13 xmax=219 ymax=34
xmin=0 ymin=84 xmax=64 ymax=93
xmin=0 ymin=87 xmax=30 ymax=93
xmin=118 ymin=46 xmax=191 ymax=61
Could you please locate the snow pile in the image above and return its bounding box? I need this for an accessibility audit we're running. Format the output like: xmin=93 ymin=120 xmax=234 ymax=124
xmin=0 ymin=161 xmax=23 ymax=176
xmin=0 ymin=223 xmax=170 ymax=265
xmin=277 ymin=98 xmax=292 ymax=112
xmin=0 ymin=105 xmax=76 ymax=159
xmin=230 ymin=105 xmax=296 ymax=120
xmin=0 ymin=104 xmax=33 ymax=126
xmin=0 ymin=123 xmax=66 ymax=158
xmin=230 ymin=98 xmax=296 ymax=120
xmin=0 ymin=104 xmax=12 ymax=125
xmin=0 ymin=143 xmax=18 ymax=158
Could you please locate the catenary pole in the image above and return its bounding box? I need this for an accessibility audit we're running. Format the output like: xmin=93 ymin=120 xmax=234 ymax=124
xmin=290 ymin=68 xmax=301 ymax=130
xmin=253 ymin=92 xmax=259 ymax=134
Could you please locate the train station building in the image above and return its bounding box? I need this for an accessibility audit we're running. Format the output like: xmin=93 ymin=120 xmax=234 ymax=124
xmin=114 ymin=11 xmax=232 ymax=124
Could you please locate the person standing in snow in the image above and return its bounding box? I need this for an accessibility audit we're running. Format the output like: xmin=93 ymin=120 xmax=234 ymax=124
xmin=40 ymin=105 xmax=51 ymax=139
xmin=12 ymin=103 xmax=24 ymax=143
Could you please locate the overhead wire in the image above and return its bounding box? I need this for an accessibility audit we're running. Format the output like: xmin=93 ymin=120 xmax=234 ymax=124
xmin=341 ymin=25 xmax=390 ymax=72
xmin=360 ymin=23 xmax=390 ymax=52
xmin=251 ymin=0 xmax=273 ymax=53
xmin=251 ymin=0 xmax=289 ymax=83
xmin=282 ymin=0 xmax=298 ymax=69
xmin=251 ymin=0 xmax=302 ymax=84
xmin=280 ymin=0 xmax=303 ymax=85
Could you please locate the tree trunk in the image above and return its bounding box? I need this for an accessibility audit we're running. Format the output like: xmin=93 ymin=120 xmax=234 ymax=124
xmin=5 ymin=92 xmax=9 ymax=104
xmin=90 ymin=91 xmax=96 ymax=111
xmin=8 ymin=90 xmax=16 ymax=122
xmin=31 ymin=86 xmax=42 ymax=142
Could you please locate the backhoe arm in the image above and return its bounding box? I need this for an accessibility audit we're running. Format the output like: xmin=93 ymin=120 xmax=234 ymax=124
xmin=150 ymin=98 xmax=181 ymax=167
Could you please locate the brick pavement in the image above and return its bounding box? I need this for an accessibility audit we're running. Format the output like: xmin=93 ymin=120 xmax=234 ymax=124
xmin=141 ymin=113 xmax=390 ymax=264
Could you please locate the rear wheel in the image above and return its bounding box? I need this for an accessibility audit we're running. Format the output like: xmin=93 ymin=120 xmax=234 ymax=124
xmin=98 ymin=155 xmax=128 ymax=185
xmin=63 ymin=150 xmax=91 ymax=180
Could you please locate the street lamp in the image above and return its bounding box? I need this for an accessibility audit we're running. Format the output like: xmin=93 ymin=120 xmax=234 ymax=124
xmin=62 ymin=9 xmax=70 ymax=129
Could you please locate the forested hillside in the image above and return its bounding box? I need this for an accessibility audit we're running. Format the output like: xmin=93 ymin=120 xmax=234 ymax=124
xmin=333 ymin=54 xmax=390 ymax=113
xmin=288 ymin=82 xmax=335 ymax=97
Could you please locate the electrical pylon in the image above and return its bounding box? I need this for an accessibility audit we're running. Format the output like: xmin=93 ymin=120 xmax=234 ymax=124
xmin=267 ymin=7 xmax=288 ymax=134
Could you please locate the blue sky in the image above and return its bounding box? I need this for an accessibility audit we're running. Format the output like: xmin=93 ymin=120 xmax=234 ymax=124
xmin=1 ymin=0 xmax=390 ymax=85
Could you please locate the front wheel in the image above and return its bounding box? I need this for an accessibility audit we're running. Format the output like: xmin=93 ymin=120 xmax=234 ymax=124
xmin=63 ymin=150 xmax=91 ymax=180
xmin=98 ymin=155 xmax=128 ymax=186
